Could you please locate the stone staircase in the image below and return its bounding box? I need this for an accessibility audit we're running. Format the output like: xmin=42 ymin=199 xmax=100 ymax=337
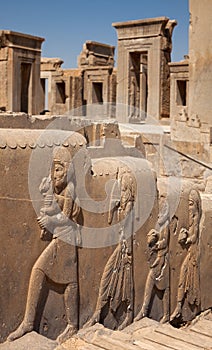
xmin=59 ymin=310 xmax=212 ymax=350
xmin=1 ymin=310 xmax=211 ymax=349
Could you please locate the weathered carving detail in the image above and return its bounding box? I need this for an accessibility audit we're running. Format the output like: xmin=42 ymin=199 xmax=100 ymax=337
xmin=84 ymin=166 xmax=136 ymax=330
xmin=187 ymin=114 xmax=201 ymax=128
xmin=170 ymin=189 xmax=202 ymax=322
xmin=7 ymin=147 xmax=81 ymax=344
xmin=135 ymin=194 xmax=171 ymax=323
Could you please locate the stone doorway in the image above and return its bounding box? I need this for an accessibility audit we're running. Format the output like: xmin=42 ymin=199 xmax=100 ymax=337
xmin=92 ymin=82 xmax=103 ymax=104
xmin=21 ymin=63 xmax=31 ymax=113
xmin=129 ymin=52 xmax=148 ymax=121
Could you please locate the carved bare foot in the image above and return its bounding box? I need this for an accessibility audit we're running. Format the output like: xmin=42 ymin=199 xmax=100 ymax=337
xmin=83 ymin=311 xmax=100 ymax=328
xmin=160 ymin=314 xmax=169 ymax=324
xmin=118 ymin=312 xmax=133 ymax=330
xmin=7 ymin=321 xmax=33 ymax=342
xmin=56 ymin=324 xmax=77 ymax=344
xmin=170 ymin=305 xmax=182 ymax=322
xmin=134 ymin=307 xmax=147 ymax=322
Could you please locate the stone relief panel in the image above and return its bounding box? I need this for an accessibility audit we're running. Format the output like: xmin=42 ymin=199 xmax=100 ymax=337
xmin=84 ymin=165 xmax=136 ymax=330
xmin=7 ymin=147 xmax=81 ymax=344
xmin=170 ymin=189 xmax=202 ymax=324
xmin=135 ymin=194 xmax=171 ymax=323
xmin=0 ymin=126 xmax=209 ymax=346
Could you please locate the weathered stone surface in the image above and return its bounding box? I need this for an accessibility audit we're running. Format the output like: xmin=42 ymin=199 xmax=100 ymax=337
xmin=113 ymin=17 xmax=176 ymax=122
xmin=0 ymin=30 xmax=44 ymax=114
xmin=189 ymin=0 xmax=212 ymax=128
xmin=57 ymin=310 xmax=212 ymax=350
xmin=78 ymin=41 xmax=115 ymax=68
xmin=0 ymin=332 xmax=57 ymax=350
xmin=0 ymin=2 xmax=212 ymax=349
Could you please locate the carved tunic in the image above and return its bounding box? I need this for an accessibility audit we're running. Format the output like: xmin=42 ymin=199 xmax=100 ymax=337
xmin=35 ymin=181 xmax=80 ymax=284
xmin=178 ymin=213 xmax=200 ymax=305
xmin=96 ymin=200 xmax=133 ymax=313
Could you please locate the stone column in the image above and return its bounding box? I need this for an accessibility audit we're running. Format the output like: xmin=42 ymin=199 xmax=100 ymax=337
xmin=189 ymin=0 xmax=212 ymax=128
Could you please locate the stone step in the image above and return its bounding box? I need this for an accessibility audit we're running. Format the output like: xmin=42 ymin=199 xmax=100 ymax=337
xmin=189 ymin=319 xmax=212 ymax=339
xmin=155 ymin=324 xmax=212 ymax=349
xmin=133 ymin=338 xmax=174 ymax=350
xmin=134 ymin=327 xmax=202 ymax=350
xmin=0 ymin=332 xmax=57 ymax=350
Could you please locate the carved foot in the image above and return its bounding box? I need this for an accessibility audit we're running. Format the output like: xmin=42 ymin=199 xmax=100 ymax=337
xmin=134 ymin=307 xmax=147 ymax=322
xmin=118 ymin=312 xmax=133 ymax=331
xmin=83 ymin=311 xmax=100 ymax=328
xmin=170 ymin=306 xmax=182 ymax=322
xmin=56 ymin=324 xmax=77 ymax=344
xmin=7 ymin=321 xmax=33 ymax=342
xmin=160 ymin=314 xmax=169 ymax=324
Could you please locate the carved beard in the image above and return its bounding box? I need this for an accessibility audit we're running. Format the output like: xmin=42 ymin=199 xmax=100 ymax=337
xmin=53 ymin=173 xmax=67 ymax=194
xmin=120 ymin=189 xmax=132 ymax=210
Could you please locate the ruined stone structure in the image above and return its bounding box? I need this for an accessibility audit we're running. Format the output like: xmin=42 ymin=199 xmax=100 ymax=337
xmin=169 ymin=59 xmax=189 ymax=128
xmin=169 ymin=0 xmax=212 ymax=164
xmin=113 ymin=17 xmax=177 ymax=123
xmin=0 ymin=0 xmax=212 ymax=349
xmin=39 ymin=41 xmax=116 ymax=117
xmin=0 ymin=30 xmax=44 ymax=114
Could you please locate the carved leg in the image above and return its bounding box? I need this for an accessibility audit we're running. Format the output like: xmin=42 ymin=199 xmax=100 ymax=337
xmin=170 ymin=256 xmax=188 ymax=322
xmin=7 ymin=268 xmax=46 ymax=341
xmin=83 ymin=310 xmax=101 ymax=328
xmin=134 ymin=272 xmax=154 ymax=322
xmin=56 ymin=282 xmax=78 ymax=344
xmin=170 ymin=287 xmax=184 ymax=321
xmin=160 ymin=287 xmax=170 ymax=323
xmin=83 ymin=290 xmax=106 ymax=328
xmin=118 ymin=306 xmax=133 ymax=330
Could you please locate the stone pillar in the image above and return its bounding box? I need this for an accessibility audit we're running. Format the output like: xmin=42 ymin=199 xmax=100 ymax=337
xmin=189 ymin=0 xmax=212 ymax=128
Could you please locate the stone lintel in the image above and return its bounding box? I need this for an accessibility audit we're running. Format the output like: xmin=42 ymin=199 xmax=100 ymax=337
xmin=0 ymin=30 xmax=45 ymax=51
xmin=78 ymin=40 xmax=115 ymax=68
xmin=169 ymin=60 xmax=189 ymax=73
xmin=85 ymin=40 xmax=115 ymax=53
xmin=82 ymin=66 xmax=113 ymax=72
xmin=112 ymin=17 xmax=170 ymax=39
xmin=41 ymin=57 xmax=64 ymax=71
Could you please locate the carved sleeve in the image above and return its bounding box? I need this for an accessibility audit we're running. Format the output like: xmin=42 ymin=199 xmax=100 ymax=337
xmin=188 ymin=214 xmax=199 ymax=244
xmin=62 ymin=182 xmax=75 ymax=219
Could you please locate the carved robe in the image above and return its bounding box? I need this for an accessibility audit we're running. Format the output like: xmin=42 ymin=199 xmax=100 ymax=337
xmin=35 ymin=181 xmax=80 ymax=284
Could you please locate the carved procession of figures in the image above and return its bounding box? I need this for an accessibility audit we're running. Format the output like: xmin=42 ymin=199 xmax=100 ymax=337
xmin=6 ymin=139 xmax=203 ymax=345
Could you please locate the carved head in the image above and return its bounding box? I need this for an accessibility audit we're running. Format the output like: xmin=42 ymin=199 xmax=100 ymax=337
xmin=52 ymin=147 xmax=74 ymax=192
xmin=119 ymin=170 xmax=136 ymax=209
xmin=188 ymin=189 xmax=202 ymax=219
xmin=158 ymin=195 xmax=169 ymax=226
xmin=147 ymin=229 xmax=159 ymax=248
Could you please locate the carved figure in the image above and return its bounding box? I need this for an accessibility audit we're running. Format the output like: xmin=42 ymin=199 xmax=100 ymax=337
xmin=135 ymin=195 xmax=171 ymax=323
xmin=84 ymin=167 xmax=135 ymax=330
xmin=129 ymin=75 xmax=140 ymax=120
xmin=170 ymin=189 xmax=202 ymax=321
xmin=7 ymin=147 xmax=81 ymax=344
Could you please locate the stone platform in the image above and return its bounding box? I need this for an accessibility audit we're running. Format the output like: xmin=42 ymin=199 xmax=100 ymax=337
xmin=1 ymin=310 xmax=212 ymax=350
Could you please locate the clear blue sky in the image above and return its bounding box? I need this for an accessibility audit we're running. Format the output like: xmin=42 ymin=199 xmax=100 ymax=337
xmin=0 ymin=0 xmax=189 ymax=68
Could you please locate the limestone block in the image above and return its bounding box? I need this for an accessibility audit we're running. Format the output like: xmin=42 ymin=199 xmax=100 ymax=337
xmin=0 ymin=332 xmax=57 ymax=350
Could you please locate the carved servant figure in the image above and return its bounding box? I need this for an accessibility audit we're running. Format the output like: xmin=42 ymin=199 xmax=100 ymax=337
xmin=7 ymin=147 xmax=80 ymax=344
xmin=170 ymin=189 xmax=202 ymax=321
xmin=84 ymin=167 xmax=135 ymax=330
xmin=135 ymin=195 xmax=170 ymax=323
